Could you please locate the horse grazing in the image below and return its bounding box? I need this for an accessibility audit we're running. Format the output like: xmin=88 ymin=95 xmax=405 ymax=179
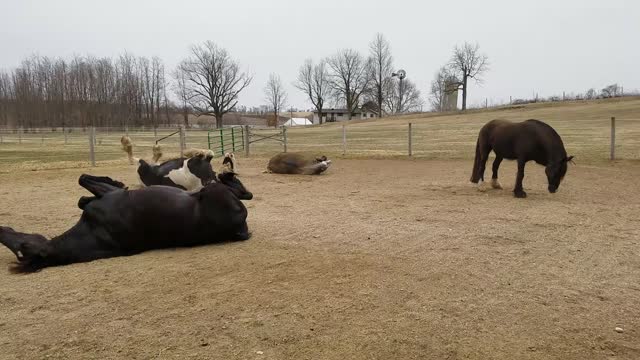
xmin=267 ymin=152 xmax=332 ymax=175
xmin=470 ymin=119 xmax=574 ymax=198
xmin=0 ymin=174 xmax=251 ymax=273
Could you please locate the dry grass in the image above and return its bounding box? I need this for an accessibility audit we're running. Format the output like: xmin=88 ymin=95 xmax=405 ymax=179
xmin=1 ymin=97 xmax=639 ymax=172
xmin=0 ymin=159 xmax=639 ymax=359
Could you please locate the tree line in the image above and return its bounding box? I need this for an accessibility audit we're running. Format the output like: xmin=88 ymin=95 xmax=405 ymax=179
xmin=289 ymin=33 xmax=426 ymax=124
xmin=0 ymin=35 xmax=493 ymax=129
xmin=275 ymin=34 xmax=489 ymax=124
xmin=0 ymin=54 xmax=175 ymax=129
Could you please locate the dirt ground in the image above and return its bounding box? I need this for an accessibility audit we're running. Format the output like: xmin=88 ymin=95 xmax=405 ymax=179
xmin=0 ymin=158 xmax=639 ymax=360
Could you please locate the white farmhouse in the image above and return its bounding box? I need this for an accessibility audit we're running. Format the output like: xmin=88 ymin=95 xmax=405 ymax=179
xmin=312 ymin=107 xmax=377 ymax=123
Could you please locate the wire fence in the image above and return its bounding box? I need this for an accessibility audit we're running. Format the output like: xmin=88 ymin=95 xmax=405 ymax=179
xmin=1 ymin=117 xmax=639 ymax=170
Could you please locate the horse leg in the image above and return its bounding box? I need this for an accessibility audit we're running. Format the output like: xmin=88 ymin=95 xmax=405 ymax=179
xmin=78 ymin=174 xmax=125 ymax=197
xmin=491 ymin=156 xmax=503 ymax=189
xmin=513 ymin=159 xmax=527 ymax=198
xmin=476 ymin=146 xmax=491 ymax=190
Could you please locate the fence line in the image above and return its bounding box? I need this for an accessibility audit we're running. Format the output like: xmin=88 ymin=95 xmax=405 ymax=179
xmin=1 ymin=118 xmax=639 ymax=168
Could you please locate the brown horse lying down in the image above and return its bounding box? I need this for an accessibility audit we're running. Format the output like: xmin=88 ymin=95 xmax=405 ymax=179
xmin=0 ymin=174 xmax=251 ymax=273
xmin=267 ymin=152 xmax=332 ymax=175
xmin=470 ymin=119 xmax=574 ymax=198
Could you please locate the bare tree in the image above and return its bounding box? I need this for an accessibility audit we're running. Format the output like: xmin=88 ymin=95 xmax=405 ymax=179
xmin=264 ymin=73 xmax=287 ymax=128
xmin=177 ymin=41 xmax=252 ymax=128
xmin=601 ymin=84 xmax=621 ymax=98
xmin=294 ymin=59 xmax=330 ymax=124
xmin=429 ymin=66 xmax=460 ymax=111
xmin=448 ymin=42 xmax=489 ymax=110
xmin=385 ymin=78 xmax=423 ymax=114
xmin=327 ymin=49 xmax=370 ymax=120
xmin=172 ymin=68 xmax=190 ymax=126
xmin=0 ymin=52 xmax=176 ymax=129
xmin=367 ymin=33 xmax=394 ymax=118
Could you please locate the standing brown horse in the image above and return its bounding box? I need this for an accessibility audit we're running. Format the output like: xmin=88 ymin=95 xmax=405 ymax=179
xmin=470 ymin=119 xmax=574 ymax=198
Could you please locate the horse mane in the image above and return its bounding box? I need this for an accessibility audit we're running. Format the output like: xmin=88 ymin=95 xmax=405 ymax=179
xmin=526 ymin=119 xmax=561 ymax=137
xmin=525 ymin=119 xmax=567 ymax=159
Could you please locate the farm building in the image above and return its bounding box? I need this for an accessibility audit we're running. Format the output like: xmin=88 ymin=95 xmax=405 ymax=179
xmin=283 ymin=118 xmax=313 ymax=126
xmin=312 ymin=107 xmax=377 ymax=123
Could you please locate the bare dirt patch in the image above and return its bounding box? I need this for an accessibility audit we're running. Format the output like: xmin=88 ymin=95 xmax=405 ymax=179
xmin=0 ymin=158 xmax=639 ymax=359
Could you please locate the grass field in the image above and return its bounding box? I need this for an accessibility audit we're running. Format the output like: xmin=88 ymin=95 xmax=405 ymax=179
xmin=1 ymin=97 xmax=639 ymax=171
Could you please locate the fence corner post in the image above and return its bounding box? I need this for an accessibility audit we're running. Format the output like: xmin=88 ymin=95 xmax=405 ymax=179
xmin=244 ymin=125 xmax=250 ymax=157
xmin=610 ymin=116 xmax=616 ymax=160
xmin=89 ymin=126 xmax=96 ymax=167
xmin=408 ymin=122 xmax=413 ymax=157
xmin=283 ymin=126 xmax=288 ymax=153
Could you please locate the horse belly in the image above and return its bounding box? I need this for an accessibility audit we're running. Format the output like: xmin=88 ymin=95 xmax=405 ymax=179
xmin=490 ymin=137 xmax=518 ymax=159
xmin=167 ymin=167 xmax=202 ymax=191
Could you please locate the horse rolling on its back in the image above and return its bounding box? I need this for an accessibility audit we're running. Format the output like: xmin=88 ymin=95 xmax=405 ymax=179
xmin=470 ymin=119 xmax=574 ymax=198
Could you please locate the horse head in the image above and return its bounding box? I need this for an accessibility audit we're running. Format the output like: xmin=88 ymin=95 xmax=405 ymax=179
xmin=218 ymin=172 xmax=253 ymax=200
xmin=545 ymin=156 xmax=574 ymax=193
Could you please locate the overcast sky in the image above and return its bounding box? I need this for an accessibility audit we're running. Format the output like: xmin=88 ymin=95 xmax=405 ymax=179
xmin=1 ymin=0 xmax=638 ymax=109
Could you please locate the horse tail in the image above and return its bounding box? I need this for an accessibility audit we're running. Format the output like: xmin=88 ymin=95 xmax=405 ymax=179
xmin=470 ymin=136 xmax=482 ymax=183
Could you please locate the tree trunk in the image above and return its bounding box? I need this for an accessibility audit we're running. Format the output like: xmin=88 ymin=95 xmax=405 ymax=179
xmin=182 ymin=106 xmax=188 ymax=127
xmin=215 ymin=111 xmax=223 ymax=129
xmin=462 ymin=75 xmax=468 ymax=110
xmin=274 ymin=110 xmax=278 ymax=128
xmin=378 ymin=82 xmax=383 ymax=119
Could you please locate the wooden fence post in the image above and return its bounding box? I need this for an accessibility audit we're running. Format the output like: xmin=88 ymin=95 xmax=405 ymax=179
xmin=408 ymin=123 xmax=413 ymax=156
xmin=342 ymin=123 xmax=346 ymax=155
xmin=283 ymin=127 xmax=288 ymax=153
xmin=610 ymin=117 xmax=616 ymax=160
xmin=89 ymin=126 xmax=96 ymax=167
xmin=244 ymin=125 xmax=250 ymax=157
xmin=179 ymin=125 xmax=186 ymax=158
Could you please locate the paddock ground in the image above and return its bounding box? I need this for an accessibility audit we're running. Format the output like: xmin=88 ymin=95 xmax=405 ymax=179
xmin=0 ymin=157 xmax=639 ymax=360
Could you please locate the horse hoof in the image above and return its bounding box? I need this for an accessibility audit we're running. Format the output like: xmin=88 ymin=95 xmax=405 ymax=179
xmin=514 ymin=190 xmax=527 ymax=198
xmin=477 ymin=181 xmax=488 ymax=192
xmin=490 ymin=179 xmax=503 ymax=189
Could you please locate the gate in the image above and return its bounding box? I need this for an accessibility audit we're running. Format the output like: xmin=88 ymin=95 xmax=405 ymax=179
xmin=248 ymin=127 xmax=287 ymax=153
xmin=207 ymin=127 xmax=245 ymax=156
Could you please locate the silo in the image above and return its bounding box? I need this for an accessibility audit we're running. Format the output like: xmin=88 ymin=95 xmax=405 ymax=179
xmin=442 ymin=80 xmax=459 ymax=111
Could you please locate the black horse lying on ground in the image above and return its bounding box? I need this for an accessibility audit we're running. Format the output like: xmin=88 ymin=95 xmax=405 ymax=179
xmin=0 ymin=174 xmax=251 ymax=273
xmin=470 ymin=119 xmax=574 ymax=198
